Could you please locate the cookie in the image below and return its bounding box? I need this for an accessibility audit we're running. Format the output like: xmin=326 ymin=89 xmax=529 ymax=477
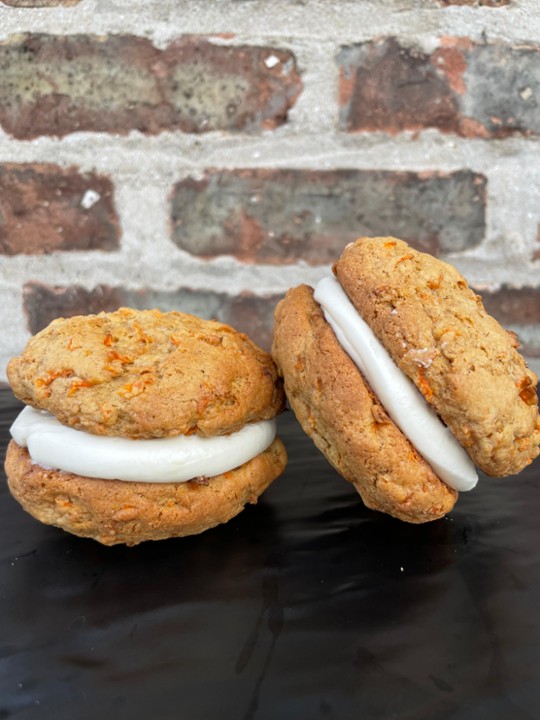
xmin=7 ymin=307 xmax=283 ymax=439
xmin=5 ymin=438 xmax=286 ymax=546
xmin=334 ymin=237 xmax=539 ymax=477
xmin=5 ymin=308 xmax=287 ymax=544
xmin=272 ymin=237 xmax=539 ymax=523
xmin=273 ymin=284 xmax=457 ymax=523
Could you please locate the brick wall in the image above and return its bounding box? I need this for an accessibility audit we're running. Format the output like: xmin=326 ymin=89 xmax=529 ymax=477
xmin=0 ymin=0 xmax=539 ymax=383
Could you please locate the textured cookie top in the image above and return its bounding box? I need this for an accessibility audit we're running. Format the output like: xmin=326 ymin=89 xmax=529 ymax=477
xmin=8 ymin=308 xmax=284 ymax=439
xmin=334 ymin=237 xmax=540 ymax=476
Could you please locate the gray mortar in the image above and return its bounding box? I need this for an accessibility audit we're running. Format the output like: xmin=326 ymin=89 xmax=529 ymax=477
xmin=0 ymin=0 xmax=540 ymax=379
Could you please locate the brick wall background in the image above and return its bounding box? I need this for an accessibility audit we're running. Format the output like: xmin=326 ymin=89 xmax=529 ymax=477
xmin=0 ymin=0 xmax=539 ymax=382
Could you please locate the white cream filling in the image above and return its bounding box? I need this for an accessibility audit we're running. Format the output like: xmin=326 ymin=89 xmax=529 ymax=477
xmin=10 ymin=406 xmax=276 ymax=483
xmin=314 ymin=277 xmax=478 ymax=492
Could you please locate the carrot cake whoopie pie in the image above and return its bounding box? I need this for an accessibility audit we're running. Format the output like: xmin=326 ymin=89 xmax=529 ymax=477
xmin=272 ymin=236 xmax=540 ymax=524
xmin=5 ymin=308 xmax=287 ymax=545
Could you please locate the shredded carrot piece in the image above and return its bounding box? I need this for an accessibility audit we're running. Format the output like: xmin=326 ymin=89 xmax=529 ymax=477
xmin=67 ymin=379 xmax=97 ymax=396
xmin=197 ymin=334 xmax=222 ymax=346
xmin=99 ymin=403 xmax=114 ymax=422
xmin=107 ymin=350 xmax=133 ymax=365
xmin=133 ymin=322 xmax=153 ymax=344
xmin=417 ymin=367 xmax=433 ymax=401
xmin=395 ymin=253 xmax=414 ymax=266
xmin=428 ymin=273 xmax=444 ymax=290
xmin=35 ymin=368 xmax=74 ymax=388
xmin=117 ymin=376 xmax=154 ymax=399
xmin=66 ymin=337 xmax=81 ymax=351
xmin=517 ymin=377 xmax=537 ymax=405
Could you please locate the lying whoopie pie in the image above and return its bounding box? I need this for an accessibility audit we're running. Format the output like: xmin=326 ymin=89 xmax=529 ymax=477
xmin=5 ymin=308 xmax=287 ymax=545
xmin=272 ymin=236 xmax=540 ymax=523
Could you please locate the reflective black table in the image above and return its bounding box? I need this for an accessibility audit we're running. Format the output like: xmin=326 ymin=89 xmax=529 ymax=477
xmin=1 ymin=388 xmax=539 ymax=720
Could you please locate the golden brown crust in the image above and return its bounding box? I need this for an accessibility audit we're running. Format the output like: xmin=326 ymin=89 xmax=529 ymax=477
xmin=272 ymin=285 xmax=457 ymax=523
xmin=7 ymin=308 xmax=284 ymax=439
xmin=334 ymin=237 xmax=540 ymax=476
xmin=5 ymin=438 xmax=287 ymax=546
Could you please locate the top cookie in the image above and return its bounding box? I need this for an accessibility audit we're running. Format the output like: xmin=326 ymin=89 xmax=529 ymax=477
xmin=334 ymin=237 xmax=540 ymax=476
xmin=8 ymin=308 xmax=284 ymax=439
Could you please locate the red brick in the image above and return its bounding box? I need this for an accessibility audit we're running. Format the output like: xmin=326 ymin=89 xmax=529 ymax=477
xmin=220 ymin=293 xmax=284 ymax=352
xmin=23 ymin=283 xmax=282 ymax=351
xmin=339 ymin=38 xmax=460 ymax=135
xmin=339 ymin=38 xmax=540 ymax=137
xmin=479 ymin=286 xmax=540 ymax=326
xmin=477 ymin=285 xmax=540 ymax=357
xmin=0 ymin=164 xmax=119 ymax=255
xmin=0 ymin=34 xmax=302 ymax=140
xmin=170 ymin=169 xmax=486 ymax=264
xmin=24 ymin=284 xmax=122 ymax=334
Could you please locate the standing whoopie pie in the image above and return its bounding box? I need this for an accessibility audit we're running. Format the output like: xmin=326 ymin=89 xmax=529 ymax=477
xmin=5 ymin=308 xmax=287 ymax=545
xmin=272 ymin=236 xmax=540 ymax=523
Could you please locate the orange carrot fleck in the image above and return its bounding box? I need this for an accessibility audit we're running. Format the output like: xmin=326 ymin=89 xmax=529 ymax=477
xmin=117 ymin=376 xmax=154 ymax=399
xmin=428 ymin=273 xmax=444 ymax=290
xmin=395 ymin=253 xmax=414 ymax=266
xmin=35 ymin=368 xmax=74 ymax=388
xmin=417 ymin=367 xmax=433 ymax=402
xmin=67 ymin=378 xmax=97 ymax=396
xmin=133 ymin=322 xmax=153 ymax=344
xmin=517 ymin=377 xmax=537 ymax=406
xmin=66 ymin=337 xmax=81 ymax=351
xmin=99 ymin=403 xmax=114 ymax=422
xmin=107 ymin=350 xmax=133 ymax=365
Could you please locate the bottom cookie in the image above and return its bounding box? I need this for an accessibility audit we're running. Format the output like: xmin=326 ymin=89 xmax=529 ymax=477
xmin=5 ymin=438 xmax=287 ymax=546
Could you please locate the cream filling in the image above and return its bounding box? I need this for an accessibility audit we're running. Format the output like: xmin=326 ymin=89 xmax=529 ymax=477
xmin=10 ymin=406 xmax=276 ymax=483
xmin=314 ymin=277 xmax=478 ymax=492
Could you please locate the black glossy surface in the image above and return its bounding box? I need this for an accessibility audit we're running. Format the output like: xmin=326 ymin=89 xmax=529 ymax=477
xmin=1 ymin=387 xmax=540 ymax=720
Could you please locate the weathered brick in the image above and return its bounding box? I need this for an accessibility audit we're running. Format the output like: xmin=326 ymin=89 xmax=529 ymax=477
xmin=0 ymin=164 xmax=119 ymax=255
xmin=339 ymin=38 xmax=540 ymax=137
xmin=23 ymin=283 xmax=282 ymax=351
xmin=479 ymin=286 xmax=540 ymax=326
xmin=339 ymin=38 xmax=459 ymax=135
xmin=24 ymin=284 xmax=122 ymax=334
xmin=219 ymin=294 xmax=283 ymax=352
xmin=461 ymin=43 xmax=540 ymax=136
xmin=477 ymin=285 xmax=540 ymax=357
xmin=0 ymin=34 xmax=302 ymax=140
xmin=170 ymin=169 xmax=486 ymax=264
